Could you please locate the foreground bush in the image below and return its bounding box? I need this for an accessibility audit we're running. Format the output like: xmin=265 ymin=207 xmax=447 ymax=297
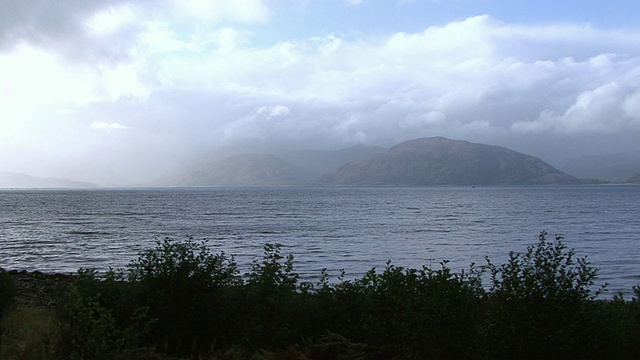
xmin=12 ymin=233 xmax=634 ymax=359
xmin=58 ymin=238 xmax=242 ymax=359
xmin=0 ymin=270 xmax=14 ymax=317
xmin=484 ymin=231 xmax=609 ymax=359
xmin=127 ymin=237 xmax=243 ymax=355
xmin=0 ymin=270 xmax=16 ymax=351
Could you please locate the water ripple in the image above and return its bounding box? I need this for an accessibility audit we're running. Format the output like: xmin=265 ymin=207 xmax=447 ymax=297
xmin=0 ymin=186 xmax=639 ymax=297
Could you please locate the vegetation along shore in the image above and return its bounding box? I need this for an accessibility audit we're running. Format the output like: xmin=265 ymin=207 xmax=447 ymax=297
xmin=1 ymin=232 xmax=639 ymax=360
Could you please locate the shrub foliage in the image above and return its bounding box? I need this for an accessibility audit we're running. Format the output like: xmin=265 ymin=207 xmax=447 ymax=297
xmin=0 ymin=270 xmax=14 ymax=317
xmin=3 ymin=232 xmax=635 ymax=359
xmin=0 ymin=270 xmax=16 ymax=351
xmin=483 ymin=231 xmax=610 ymax=359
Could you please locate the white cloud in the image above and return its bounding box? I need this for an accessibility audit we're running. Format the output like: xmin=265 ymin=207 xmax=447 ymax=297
xmin=3 ymin=4 xmax=640 ymax=182
xmin=0 ymin=45 xmax=94 ymax=106
xmin=91 ymin=121 xmax=130 ymax=130
xmin=512 ymin=81 xmax=640 ymax=134
xmin=171 ymin=0 xmax=270 ymax=23
xmin=623 ymin=92 xmax=640 ymax=120
xmin=258 ymin=105 xmax=291 ymax=119
xmin=86 ymin=5 xmax=137 ymax=35
xmin=400 ymin=111 xmax=448 ymax=128
xmin=90 ymin=15 xmax=640 ymax=153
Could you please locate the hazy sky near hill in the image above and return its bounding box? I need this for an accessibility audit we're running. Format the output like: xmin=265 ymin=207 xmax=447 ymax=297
xmin=2 ymin=0 xmax=640 ymax=183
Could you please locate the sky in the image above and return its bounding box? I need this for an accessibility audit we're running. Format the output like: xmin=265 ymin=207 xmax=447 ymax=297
xmin=2 ymin=0 xmax=640 ymax=184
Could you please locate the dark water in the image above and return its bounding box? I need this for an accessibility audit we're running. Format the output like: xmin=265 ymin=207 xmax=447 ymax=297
xmin=1 ymin=186 xmax=639 ymax=296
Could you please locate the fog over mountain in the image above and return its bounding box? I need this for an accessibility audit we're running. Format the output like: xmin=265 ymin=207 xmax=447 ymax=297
xmin=0 ymin=172 xmax=97 ymax=188
xmin=165 ymin=153 xmax=316 ymax=186
xmin=276 ymin=145 xmax=388 ymax=176
xmin=563 ymin=154 xmax=640 ymax=183
xmin=4 ymin=136 xmax=635 ymax=187
xmin=2 ymin=1 xmax=640 ymax=184
xmin=156 ymin=137 xmax=581 ymax=187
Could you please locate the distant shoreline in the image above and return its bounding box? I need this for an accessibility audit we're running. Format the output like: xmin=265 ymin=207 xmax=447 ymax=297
xmin=3 ymin=182 xmax=640 ymax=190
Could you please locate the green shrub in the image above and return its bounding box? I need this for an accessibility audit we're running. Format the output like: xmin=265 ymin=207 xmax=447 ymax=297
xmin=54 ymin=234 xmax=640 ymax=359
xmin=316 ymin=261 xmax=485 ymax=359
xmin=258 ymin=331 xmax=368 ymax=360
xmin=59 ymin=268 xmax=147 ymax=360
xmin=483 ymin=231 xmax=606 ymax=359
xmin=242 ymin=243 xmax=304 ymax=349
xmin=246 ymin=243 xmax=299 ymax=292
xmin=61 ymin=238 xmax=242 ymax=358
xmin=595 ymin=285 xmax=640 ymax=358
xmin=126 ymin=237 xmax=243 ymax=356
xmin=0 ymin=269 xmax=15 ymax=352
xmin=0 ymin=270 xmax=15 ymax=317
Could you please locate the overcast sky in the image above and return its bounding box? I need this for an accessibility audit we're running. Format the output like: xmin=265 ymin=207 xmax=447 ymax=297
xmin=2 ymin=0 xmax=640 ymax=184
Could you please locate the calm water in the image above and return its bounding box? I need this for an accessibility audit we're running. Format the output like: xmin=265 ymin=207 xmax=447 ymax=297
xmin=1 ymin=186 xmax=639 ymax=296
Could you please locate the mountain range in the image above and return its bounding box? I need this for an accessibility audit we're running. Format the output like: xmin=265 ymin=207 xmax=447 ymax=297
xmin=7 ymin=137 xmax=628 ymax=188
xmin=164 ymin=137 xmax=581 ymax=186
xmin=318 ymin=137 xmax=579 ymax=185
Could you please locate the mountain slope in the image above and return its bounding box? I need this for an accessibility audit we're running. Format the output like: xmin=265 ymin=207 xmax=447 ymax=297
xmin=169 ymin=153 xmax=316 ymax=186
xmin=0 ymin=172 xmax=97 ymax=188
xmin=320 ymin=137 xmax=579 ymax=185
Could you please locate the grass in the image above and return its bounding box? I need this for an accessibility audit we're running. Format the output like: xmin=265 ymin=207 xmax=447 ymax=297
xmin=0 ymin=307 xmax=63 ymax=360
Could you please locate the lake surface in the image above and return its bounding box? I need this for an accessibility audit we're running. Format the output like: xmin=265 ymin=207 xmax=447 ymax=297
xmin=1 ymin=186 xmax=639 ymax=296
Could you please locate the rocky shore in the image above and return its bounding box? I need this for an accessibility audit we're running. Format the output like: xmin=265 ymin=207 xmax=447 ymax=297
xmin=2 ymin=269 xmax=74 ymax=308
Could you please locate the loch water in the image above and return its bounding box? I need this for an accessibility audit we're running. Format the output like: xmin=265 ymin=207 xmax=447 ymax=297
xmin=1 ymin=185 xmax=639 ymax=296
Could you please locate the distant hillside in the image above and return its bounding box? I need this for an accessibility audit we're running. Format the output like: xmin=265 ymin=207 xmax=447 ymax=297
xmin=277 ymin=144 xmax=388 ymax=174
xmin=0 ymin=172 xmax=97 ymax=188
xmin=167 ymin=153 xmax=316 ymax=186
xmin=563 ymin=154 xmax=640 ymax=183
xmin=320 ymin=137 xmax=579 ymax=185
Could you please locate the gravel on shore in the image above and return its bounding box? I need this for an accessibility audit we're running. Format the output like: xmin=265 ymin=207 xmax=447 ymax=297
xmin=2 ymin=269 xmax=75 ymax=309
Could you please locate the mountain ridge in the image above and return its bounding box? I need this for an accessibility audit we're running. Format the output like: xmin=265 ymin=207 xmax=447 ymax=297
xmin=319 ymin=137 xmax=580 ymax=185
xmin=166 ymin=137 xmax=582 ymax=186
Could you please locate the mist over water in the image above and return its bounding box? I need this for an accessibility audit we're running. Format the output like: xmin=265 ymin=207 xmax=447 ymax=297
xmin=1 ymin=186 xmax=639 ymax=296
